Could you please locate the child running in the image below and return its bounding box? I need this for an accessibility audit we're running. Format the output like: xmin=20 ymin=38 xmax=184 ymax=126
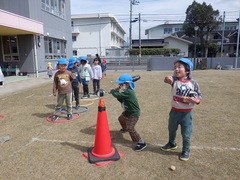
xmin=161 ymin=58 xmax=202 ymax=161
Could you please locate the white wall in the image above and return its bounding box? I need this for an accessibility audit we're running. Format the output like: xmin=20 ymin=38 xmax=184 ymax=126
xmin=72 ymin=14 xmax=125 ymax=57
xmin=164 ymin=37 xmax=190 ymax=57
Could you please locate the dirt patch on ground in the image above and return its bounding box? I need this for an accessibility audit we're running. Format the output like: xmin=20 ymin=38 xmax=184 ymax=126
xmin=0 ymin=70 xmax=240 ymax=179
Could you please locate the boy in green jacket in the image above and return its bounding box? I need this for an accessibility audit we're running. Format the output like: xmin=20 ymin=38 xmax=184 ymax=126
xmin=110 ymin=74 xmax=147 ymax=151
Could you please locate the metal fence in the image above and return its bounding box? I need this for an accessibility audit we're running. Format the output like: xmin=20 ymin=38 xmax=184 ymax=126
xmin=106 ymin=55 xmax=240 ymax=71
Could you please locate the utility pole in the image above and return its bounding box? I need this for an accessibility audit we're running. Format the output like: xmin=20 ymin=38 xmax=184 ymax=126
xmin=235 ymin=11 xmax=240 ymax=69
xmin=220 ymin=11 xmax=225 ymax=57
xmin=129 ymin=0 xmax=133 ymax=50
xmin=139 ymin=13 xmax=141 ymax=59
xmin=194 ymin=26 xmax=199 ymax=69
xmin=129 ymin=0 xmax=139 ymax=50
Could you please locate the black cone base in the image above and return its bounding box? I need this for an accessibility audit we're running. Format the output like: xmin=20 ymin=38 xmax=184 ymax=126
xmin=87 ymin=145 xmax=120 ymax=164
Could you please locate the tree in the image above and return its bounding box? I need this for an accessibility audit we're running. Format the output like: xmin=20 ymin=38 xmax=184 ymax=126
xmin=183 ymin=1 xmax=222 ymax=57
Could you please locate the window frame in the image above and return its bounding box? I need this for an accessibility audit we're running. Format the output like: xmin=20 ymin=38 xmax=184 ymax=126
xmin=1 ymin=36 xmax=20 ymax=62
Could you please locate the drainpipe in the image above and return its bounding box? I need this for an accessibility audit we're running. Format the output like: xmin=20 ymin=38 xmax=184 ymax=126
xmin=33 ymin=35 xmax=39 ymax=78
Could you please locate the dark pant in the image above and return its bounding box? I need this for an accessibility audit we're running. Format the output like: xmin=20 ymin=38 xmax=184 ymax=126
xmin=72 ymin=82 xmax=79 ymax=106
xmin=81 ymin=78 xmax=90 ymax=96
xmin=93 ymin=79 xmax=100 ymax=94
xmin=118 ymin=112 xmax=141 ymax=142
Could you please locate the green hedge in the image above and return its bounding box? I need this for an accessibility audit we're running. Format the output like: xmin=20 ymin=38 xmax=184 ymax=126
xmin=129 ymin=48 xmax=181 ymax=56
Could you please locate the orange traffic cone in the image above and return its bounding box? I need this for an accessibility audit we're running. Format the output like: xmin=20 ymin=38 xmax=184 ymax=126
xmin=83 ymin=98 xmax=123 ymax=166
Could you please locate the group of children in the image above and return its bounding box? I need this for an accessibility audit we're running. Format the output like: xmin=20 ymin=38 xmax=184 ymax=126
xmin=50 ymin=55 xmax=107 ymax=121
xmin=51 ymin=56 xmax=202 ymax=161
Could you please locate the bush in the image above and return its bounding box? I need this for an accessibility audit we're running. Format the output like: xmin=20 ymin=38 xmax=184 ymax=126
xmin=128 ymin=48 xmax=180 ymax=56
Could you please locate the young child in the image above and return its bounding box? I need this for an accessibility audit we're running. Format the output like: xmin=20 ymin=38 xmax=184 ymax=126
xmin=47 ymin=62 xmax=53 ymax=79
xmin=51 ymin=58 xmax=75 ymax=121
xmin=0 ymin=65 xmax=4 ymax=87
xmin=95 ymin=53 xmax=102 ymax=64
xmin=92 ymin=58 xmax=102 ymax=95
xmin=68 ymin=57 xmax=82 ymax=109
xmin=110 ymin=74 xmax=147 ymax=151
xmin=161 ymin=58 xmax=202 ymax=161
xmin=101 ymin=58 xmax=107 ymax=78
xmin=78 ymin=56 xmax=93 ymax=99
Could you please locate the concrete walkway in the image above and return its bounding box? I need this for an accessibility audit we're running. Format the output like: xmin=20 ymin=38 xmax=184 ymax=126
xmin=0 ymin=73 xmax=53 ymax=98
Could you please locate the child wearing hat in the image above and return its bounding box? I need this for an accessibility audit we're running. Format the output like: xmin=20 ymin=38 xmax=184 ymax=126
xmin=110 ymin=74 xmax=147 ymax=151
xmin=68 ymin=57 xmax=82 ymax=109
xmin=161 ymin=58 xmax=202 ymax=161
xmin=51 ymin=58 xmax=75 ymax=121
xmin=78 ymin=56 xmax=93 ymax=98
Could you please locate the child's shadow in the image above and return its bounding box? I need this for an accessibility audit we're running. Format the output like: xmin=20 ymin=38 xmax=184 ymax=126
xmin=45 ymin=104 xmax=55 ymax=110
xmin=60 ymin=141 xmax=88 ymax=153
xmin=32 ymin=112 xmax=51 ymax=118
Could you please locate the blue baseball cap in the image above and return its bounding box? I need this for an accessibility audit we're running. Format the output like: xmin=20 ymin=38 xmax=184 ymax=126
xmin=79 ymin=56 xmax=87 ymax=61
xmin=178 ymin=58 xmax=193 ymax=78
xmin=116 ymin=74 xmax=135 ymax=90
xmin=57 ymin=58 xmax=68 ymax=65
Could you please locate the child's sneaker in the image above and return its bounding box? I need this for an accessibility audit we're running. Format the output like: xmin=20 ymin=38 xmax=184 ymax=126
xmin=160 ymin=142 xmax=178 ymax=151
xmin=179 ymin=151 xmax=190 ymax=161
xmin=75 ymin=105 xmax=80 ymax=110
xmin=51 ymin=115 xmax=58 ymax=121
xmin=134 ymin=143 xmax=147 ymax=151
xmin=67 ymin=114 xmax=72 ymax=120
xmin=119 ymin=128 xmax=127 ymax=133
xmin=81 ymin=95 xmax=87 ymax=99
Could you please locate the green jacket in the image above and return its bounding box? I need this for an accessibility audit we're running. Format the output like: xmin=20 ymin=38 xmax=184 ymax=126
xmin=110 ymin=88 xmax=140 ymax=117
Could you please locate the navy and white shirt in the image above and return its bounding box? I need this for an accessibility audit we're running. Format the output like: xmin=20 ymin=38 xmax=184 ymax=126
xmin=171 ymin=76 xmax=202 ymax=112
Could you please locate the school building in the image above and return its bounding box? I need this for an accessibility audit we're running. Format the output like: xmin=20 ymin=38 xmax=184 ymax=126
xmin=0 ymin=0 xmax=72 ymax=77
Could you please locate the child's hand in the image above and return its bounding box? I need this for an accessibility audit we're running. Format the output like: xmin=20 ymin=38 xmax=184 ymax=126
xmin=115 ymin=85 xmax=121 ymax=91
xmin=164 ymin=76 xmax=173 ymax=84
xmin=184 ymin=97 xmax=200 ymax=104
xmin=53 ymin=92 xmax=56 ymax=96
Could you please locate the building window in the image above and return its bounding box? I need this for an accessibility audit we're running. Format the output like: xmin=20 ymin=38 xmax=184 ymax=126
xmin=41 ymin=0 xmax=66 ymax=19
xmin=225 ymin=26 xmax=236 ymax=30
xmin=213 ymin=34 xmax=219 ymax=39
xmin=44 ymin=37 xmax=66 ymax=59
xmin=164 ymin=28 xmax=172 ymax=34
xmin=1 ymin=36 xmax=19 ymax=62
xmin=174 ymin=27 xmax=182 ymax=32
xmin=72 ymin=36 xmax=77 ymax=41
xmin=73 ymin=50 xmax=77 ymax=56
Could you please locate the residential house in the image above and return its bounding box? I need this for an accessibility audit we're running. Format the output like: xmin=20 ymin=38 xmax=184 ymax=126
xmin=132 ymin=36 xmax=192 ymax=57
xmin=145 ymin=22 xmax=183 ymax=39
xmin=0 ymin=0 xmax=72 ymax=76
xmin=71 ymin=13 xmax=126 ymax=58
xmin=144 ymin=21 xmax=239 ymax=57
xmin=136 ymin=22 xmax=191 ymax=57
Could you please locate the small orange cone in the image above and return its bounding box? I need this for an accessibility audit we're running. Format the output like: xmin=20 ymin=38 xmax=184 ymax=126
xmin=83 ymin=98 xmax=123 ymax=166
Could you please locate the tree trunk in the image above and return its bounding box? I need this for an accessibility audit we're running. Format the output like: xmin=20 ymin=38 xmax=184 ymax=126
xmin=205 ymin=47 xmax=208 ymax=58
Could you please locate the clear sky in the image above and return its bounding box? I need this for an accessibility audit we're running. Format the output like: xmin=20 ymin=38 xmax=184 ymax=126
xmin=70 ymin=0 xmax=240 ymax=40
